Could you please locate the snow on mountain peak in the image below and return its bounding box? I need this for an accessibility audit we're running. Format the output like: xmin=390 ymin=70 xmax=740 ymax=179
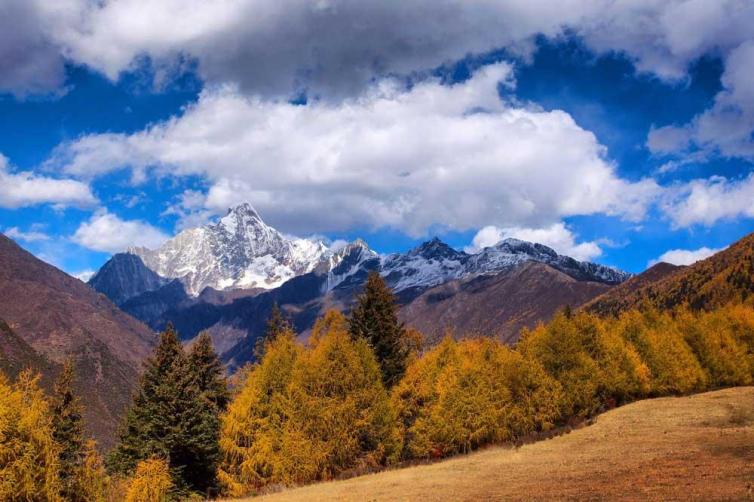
xmin=123 ymin=201 xmax=629 ymax=297
xmin=131 ymin=204 xmax=332 ymax=295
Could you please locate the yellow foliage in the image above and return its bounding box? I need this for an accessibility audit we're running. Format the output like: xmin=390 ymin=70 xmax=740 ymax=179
xmin=518 ymin=314 xmax=602 ymax=417
xmin=393 ymin=337 xmax=562 ymax=459
xmin=218 ymin=330 xmax=301 ymax=496
xmin=124 ymin=458 xmax=173 ymax=502
xmin=616 ymin=309 xmax=706 ymax=394
xmin=0 ymin=370 xmax=61 ymax=501
xmin=219 ymin=310 xmax=399 ymax=496
xmin=78 ymin=440 xmax=110 ymax=502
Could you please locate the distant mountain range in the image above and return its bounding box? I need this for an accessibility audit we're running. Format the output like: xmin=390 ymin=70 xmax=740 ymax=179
xmin=89 ymin=203 xmax=632 ymax=369
xmin=0 ymin=234 xmax=157 ymax=449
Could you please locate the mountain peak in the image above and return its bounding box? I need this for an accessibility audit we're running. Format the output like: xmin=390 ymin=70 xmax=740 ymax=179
xmin=228 ymin=201 xmax=259 ymax=216
xmin=409 ymin=237 xmax=463 ymax=260
xmin=492 ymin=238 xmax=558 ymax=259
xmin=218 ymin=202 xmax=265 ymax=234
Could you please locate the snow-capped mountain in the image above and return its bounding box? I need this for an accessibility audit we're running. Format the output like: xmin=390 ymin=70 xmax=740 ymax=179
xmin=93 ymin=202 xmax=630 ymax=301
xmin=129 ymin=203 xmax=332 ymax=296
xmin=377 ymin=237 xmax=631 ymax=293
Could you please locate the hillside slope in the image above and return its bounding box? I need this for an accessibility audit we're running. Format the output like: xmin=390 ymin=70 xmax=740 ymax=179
xmin=0 ymin=234 xmax=157 ymax=449
xmin=587 ymin=232 xmax=754 ymax=316
xmin=400 ymin=261 xmax=611 ymax=344
xmin=240 ymin=387 xmax=754 ymax=502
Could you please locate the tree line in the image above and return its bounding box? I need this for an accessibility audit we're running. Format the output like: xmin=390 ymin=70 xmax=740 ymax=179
xmin=2 ymin=272 xmax=754 ymax=499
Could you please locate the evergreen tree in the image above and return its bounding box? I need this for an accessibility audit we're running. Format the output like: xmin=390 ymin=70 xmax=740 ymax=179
xmin=108 ymin=324 xmax=218 ymax=495
xmin=52 ymin=360 xmax=85 ymax=501
xmin=348 ymin=271 xmax=409 ymax=387
xmin=254 ymin=302 xmax=292 ymax=360
xmin=187 ymin=331 xmax=230 ymax=494
xmin=189 ymin=331 xmax=230 ymax=409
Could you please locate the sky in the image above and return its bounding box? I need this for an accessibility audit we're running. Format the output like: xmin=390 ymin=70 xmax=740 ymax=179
xmin=2 ymin=0 xmax=754 ymax=280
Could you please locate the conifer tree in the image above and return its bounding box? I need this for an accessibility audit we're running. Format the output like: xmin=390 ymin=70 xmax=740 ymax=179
xmin=52 ymin=360 xmax=85 ymax=501
xmin=254 ymin=302 xmax=292 ymax=360
xmin=108 ymin=324 xmax=218 ymax=495
xmin=189 ymin=331 xmax=230 ymax=410
xmin=348 ymin=271 xmax=409 ymax=387
xmin=0 ymin=371 xmax=61 ymax=500
xmin=187 ymin=331 xmax=230 ymax=493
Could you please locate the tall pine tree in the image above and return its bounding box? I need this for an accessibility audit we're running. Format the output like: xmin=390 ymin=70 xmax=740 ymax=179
xmin=254 ymin=302 xmax=292 ymax=360
xmin=187 ymin=331 xmax=230 ymax=494
xmin=107 ymin=324 xmax=219 ymax=495
xmin=348 ymin=271 xmax=409 ymax=387
xmin=52 ymin=360 xmax=85 ymax=502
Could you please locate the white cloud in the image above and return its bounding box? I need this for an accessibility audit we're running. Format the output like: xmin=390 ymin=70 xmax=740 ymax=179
xmin=0 ymin=153 xmax=96 ymax=209
xmin=649 ymin=246 xmax=724 ymax=267
xmin=465 ymin=222 xmax=603 ymax=262
xmin=49 ymin=64 xmax=658 ymax=236
xmin=1 ymin=1 xmax=748 ymax=100
xmin=24 ymin=0 xmax=600 ymax=99
xmin=1 ymin=0 xmax=750 ymax=166
xmin=72 ymin=210 xmax=169 ymax=253
xmin=72 ymin=269 xmax=95 ymax=282
xmin=662 ymin=174 xmax=754 ymax=228
xmin=4 ymin=226 xmax=50 ymax=242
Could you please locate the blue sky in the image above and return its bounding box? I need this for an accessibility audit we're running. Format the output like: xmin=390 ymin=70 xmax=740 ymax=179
xmin=2 ymin=1 xmax=754 ymax=279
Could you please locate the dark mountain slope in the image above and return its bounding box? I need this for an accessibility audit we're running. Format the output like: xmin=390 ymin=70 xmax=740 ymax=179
xmin=400 ymin=261 xmax=612 ymax=345
xmin=0 ymin=318 xmax=58 ymax=388
xmin=0 ymin=234 xmax=157 ymax=449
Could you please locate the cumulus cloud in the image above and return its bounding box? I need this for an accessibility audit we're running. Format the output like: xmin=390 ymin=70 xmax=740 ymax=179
xmin=49 ymin=64 xmax=658 ymax=236
xmin=0 ymin=153 xmax=96 ymax=209
xmin=662 ymin=174 xmax=754 ymax=228
xmin=72 ymin=210 xmax=169 ymax=253
xmin=4 ymin=226 xmax=50 ymax=242
xmin=649 ymin=246 xmax=724 ymax=267
xmin=464 ymin=222 xmax=603 ymax=262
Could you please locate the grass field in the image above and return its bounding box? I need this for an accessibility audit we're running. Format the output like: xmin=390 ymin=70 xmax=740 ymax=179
xmin=233 ymin=387 xmax=754 ymax=501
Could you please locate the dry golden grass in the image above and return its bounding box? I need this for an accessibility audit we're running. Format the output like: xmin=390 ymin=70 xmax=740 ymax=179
xmin=228 ymin=387 xmax=754 ymax=501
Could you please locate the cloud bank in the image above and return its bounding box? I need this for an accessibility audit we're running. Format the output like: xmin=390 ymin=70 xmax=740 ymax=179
xmin=49 ymin=63 xmax=658 ymax=236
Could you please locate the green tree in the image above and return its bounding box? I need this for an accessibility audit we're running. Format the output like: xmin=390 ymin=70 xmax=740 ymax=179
xmin=51 ymin=360 xmax=85 ymax=501
xmin=254 ymin=302 xmax=292 ymax=360
xmin=187 ymin=331 xmax=230 ymax=493
xmin=108 ymin=324 xmax=218 ymax=495
xmin=189 ymin=331 xmax=230 ymax=409
xmin=348 ymin=272 xmax=409 ymax=387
